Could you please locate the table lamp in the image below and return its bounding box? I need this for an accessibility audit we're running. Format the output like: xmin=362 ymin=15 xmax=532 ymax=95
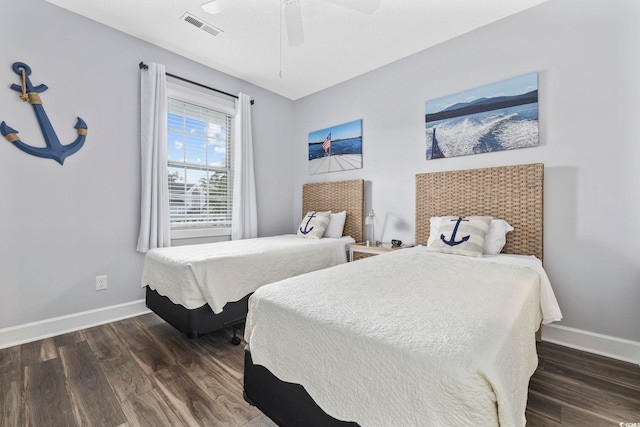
xmin=365 ymin=209 xmax=376 ymax=246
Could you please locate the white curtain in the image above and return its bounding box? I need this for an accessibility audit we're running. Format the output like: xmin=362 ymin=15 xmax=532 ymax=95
xmin=137 ymin=62 xmax=171 ymax=253
xmin=231 ymin=93 xmax=258 ymax=240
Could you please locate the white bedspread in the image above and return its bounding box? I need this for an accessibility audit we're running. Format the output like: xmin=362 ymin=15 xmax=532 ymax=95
xmin=141 ymin=235 xmax=354 ymax=313
xmin=246 ymin=248 xmax=562 ymax=427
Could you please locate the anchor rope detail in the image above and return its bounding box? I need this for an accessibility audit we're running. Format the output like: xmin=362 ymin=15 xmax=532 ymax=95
xmin=4 ymin=133 xmax=19 ymax=143
xmin=18 ymin=68 xmax=42 ymax=104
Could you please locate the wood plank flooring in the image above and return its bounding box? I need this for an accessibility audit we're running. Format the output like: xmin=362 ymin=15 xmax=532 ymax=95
xmin=527 ymin=340 xmax=640 ymax=426
xmin=1 ymin=313 xmax=638 ymax=426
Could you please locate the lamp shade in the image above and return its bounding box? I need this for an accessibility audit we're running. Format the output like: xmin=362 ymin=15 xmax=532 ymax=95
xmin=365 ymin=209 xmax=375 ymax=225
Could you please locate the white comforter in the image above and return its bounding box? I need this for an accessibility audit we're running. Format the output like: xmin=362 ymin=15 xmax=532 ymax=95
xmin=246 ymin=247 xmax=562 ymax=427
xmin=141 ymin=235 xmax=354 ymax=313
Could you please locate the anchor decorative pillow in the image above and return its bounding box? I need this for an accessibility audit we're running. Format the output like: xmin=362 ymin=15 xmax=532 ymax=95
xmin=428 ymin=216 xmax=514 ymax=255
xmin=427 ymin=216 xmax=492 ymax=257
xmin=297 ymin=211 xmax=331 ymax=239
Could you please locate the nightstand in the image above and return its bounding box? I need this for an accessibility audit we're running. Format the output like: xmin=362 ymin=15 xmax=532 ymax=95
xmin=348 ymin=242 xmax=413 ymax=262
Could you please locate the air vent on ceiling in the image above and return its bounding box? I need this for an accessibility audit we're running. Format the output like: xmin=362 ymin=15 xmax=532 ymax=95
xmin=181 ymin=12 xmax=223 ymax=37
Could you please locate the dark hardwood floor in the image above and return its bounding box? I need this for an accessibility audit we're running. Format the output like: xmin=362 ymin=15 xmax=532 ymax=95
xmin=1 ymin=313 xmax=638 ymax=426
xmin=527 ymin=340 xmax=640 ymax=426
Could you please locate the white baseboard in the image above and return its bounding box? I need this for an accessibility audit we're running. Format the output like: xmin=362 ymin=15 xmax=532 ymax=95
xmin=3 ymin=304 xmax=638 ymax=367
xmin=0 ymin=300 xmax=151 ymax=350
xmin=542 ymin=323 xmax=640 ymax=366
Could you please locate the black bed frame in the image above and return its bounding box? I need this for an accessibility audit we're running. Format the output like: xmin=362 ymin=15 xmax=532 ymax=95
xmin=145 ymin=287 xmax=249 ymax=341
xmin=243 ymin=345 xmax=358 ymax=427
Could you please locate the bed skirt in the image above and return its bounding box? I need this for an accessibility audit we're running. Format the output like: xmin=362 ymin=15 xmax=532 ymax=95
xmin=145 ymin=287 xmax=249 ymax=338
xmin=243 ymin=345 xmax=358 ymax=427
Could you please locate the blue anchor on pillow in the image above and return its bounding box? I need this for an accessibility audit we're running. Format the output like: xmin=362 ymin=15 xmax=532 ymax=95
xmin=1 ymin=62 xmax=87 ymax=165
xmin=440 ymin=217 xmax=471 ymax=247
xmin=299 ymin=212 xmax=317 ymax=235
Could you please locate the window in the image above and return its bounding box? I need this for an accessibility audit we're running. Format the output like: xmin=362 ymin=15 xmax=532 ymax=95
xmin=167 ymin=83 xmax=235 ymax=239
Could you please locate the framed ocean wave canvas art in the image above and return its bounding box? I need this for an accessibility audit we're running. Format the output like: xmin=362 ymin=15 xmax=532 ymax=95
xmin=308 ymin=119 xmax=363 ymax=174
xmin=425 ymin=72 xmax=539 ymax=160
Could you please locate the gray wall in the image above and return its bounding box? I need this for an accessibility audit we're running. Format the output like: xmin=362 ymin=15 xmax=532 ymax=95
xmin=0 ymin=0 xmax=294 ymax=329
xmin=292 ymin=0 xmax=640 ymax=342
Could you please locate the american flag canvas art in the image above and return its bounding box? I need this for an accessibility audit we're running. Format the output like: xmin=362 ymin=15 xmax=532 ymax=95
xmin=308 ymin=119 xmax=362 ymax=175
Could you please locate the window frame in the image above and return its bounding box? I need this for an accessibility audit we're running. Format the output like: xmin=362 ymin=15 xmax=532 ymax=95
xmin=166 ymin=81 xmax=235 ymax=240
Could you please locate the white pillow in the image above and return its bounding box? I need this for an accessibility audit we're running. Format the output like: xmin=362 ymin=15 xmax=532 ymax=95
xmin=297 ymin=211 xmax=331 ymax=239
xmin=427 ymin=216 xmax=513 ymax=254
xmin=427 ymin=217 xmax=444 ymax=247
xmin=323 ymin=210 xmax=347 ymax=238
xmin=427 ymin=216 xmax=492 ymax=257
xmin=483 ymin=219 xmax=514 ymax=255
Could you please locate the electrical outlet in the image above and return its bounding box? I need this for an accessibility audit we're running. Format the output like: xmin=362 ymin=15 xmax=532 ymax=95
xmin=96 ymin=275 xmax=108 ymax=291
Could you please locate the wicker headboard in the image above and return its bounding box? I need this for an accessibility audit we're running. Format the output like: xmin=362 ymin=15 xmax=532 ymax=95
xmin=416 ymin=163 xmax=543 ymax=260
xmin=302 ymin=179 xmax=364 ymax=243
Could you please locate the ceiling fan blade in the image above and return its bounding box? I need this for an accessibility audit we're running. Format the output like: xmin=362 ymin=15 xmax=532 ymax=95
xmin=284 ymin=0 xmax=304 ymax=46
xmin=324 ymin=0 xmax=381 ymax=15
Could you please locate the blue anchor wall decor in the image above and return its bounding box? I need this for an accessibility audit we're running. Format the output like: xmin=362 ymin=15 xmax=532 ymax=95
xmin=1 ymin=62 xmax=87 ymax=165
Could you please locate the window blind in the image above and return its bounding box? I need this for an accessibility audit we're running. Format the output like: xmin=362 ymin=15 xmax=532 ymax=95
xmin=167 ymin=97 xmax=234 ymax=230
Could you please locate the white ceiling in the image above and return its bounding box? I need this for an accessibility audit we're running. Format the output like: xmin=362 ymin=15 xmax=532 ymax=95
xmin=45 ymin=0 xmax=547 ymax=100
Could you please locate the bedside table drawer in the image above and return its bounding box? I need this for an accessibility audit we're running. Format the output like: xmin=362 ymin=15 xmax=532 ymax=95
xmin=348 ymin=242 xmax=413 ymax=262
xmin=352 ymin=251 xmax=377 ymax=261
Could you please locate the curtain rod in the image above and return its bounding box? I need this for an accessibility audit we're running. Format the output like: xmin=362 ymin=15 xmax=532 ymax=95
xmin=139 ymin=62 xmax=254 ymax=105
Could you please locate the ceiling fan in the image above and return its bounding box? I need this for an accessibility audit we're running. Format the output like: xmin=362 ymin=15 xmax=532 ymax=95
xmin=201 ymin=0 xmax=381 ymax=46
